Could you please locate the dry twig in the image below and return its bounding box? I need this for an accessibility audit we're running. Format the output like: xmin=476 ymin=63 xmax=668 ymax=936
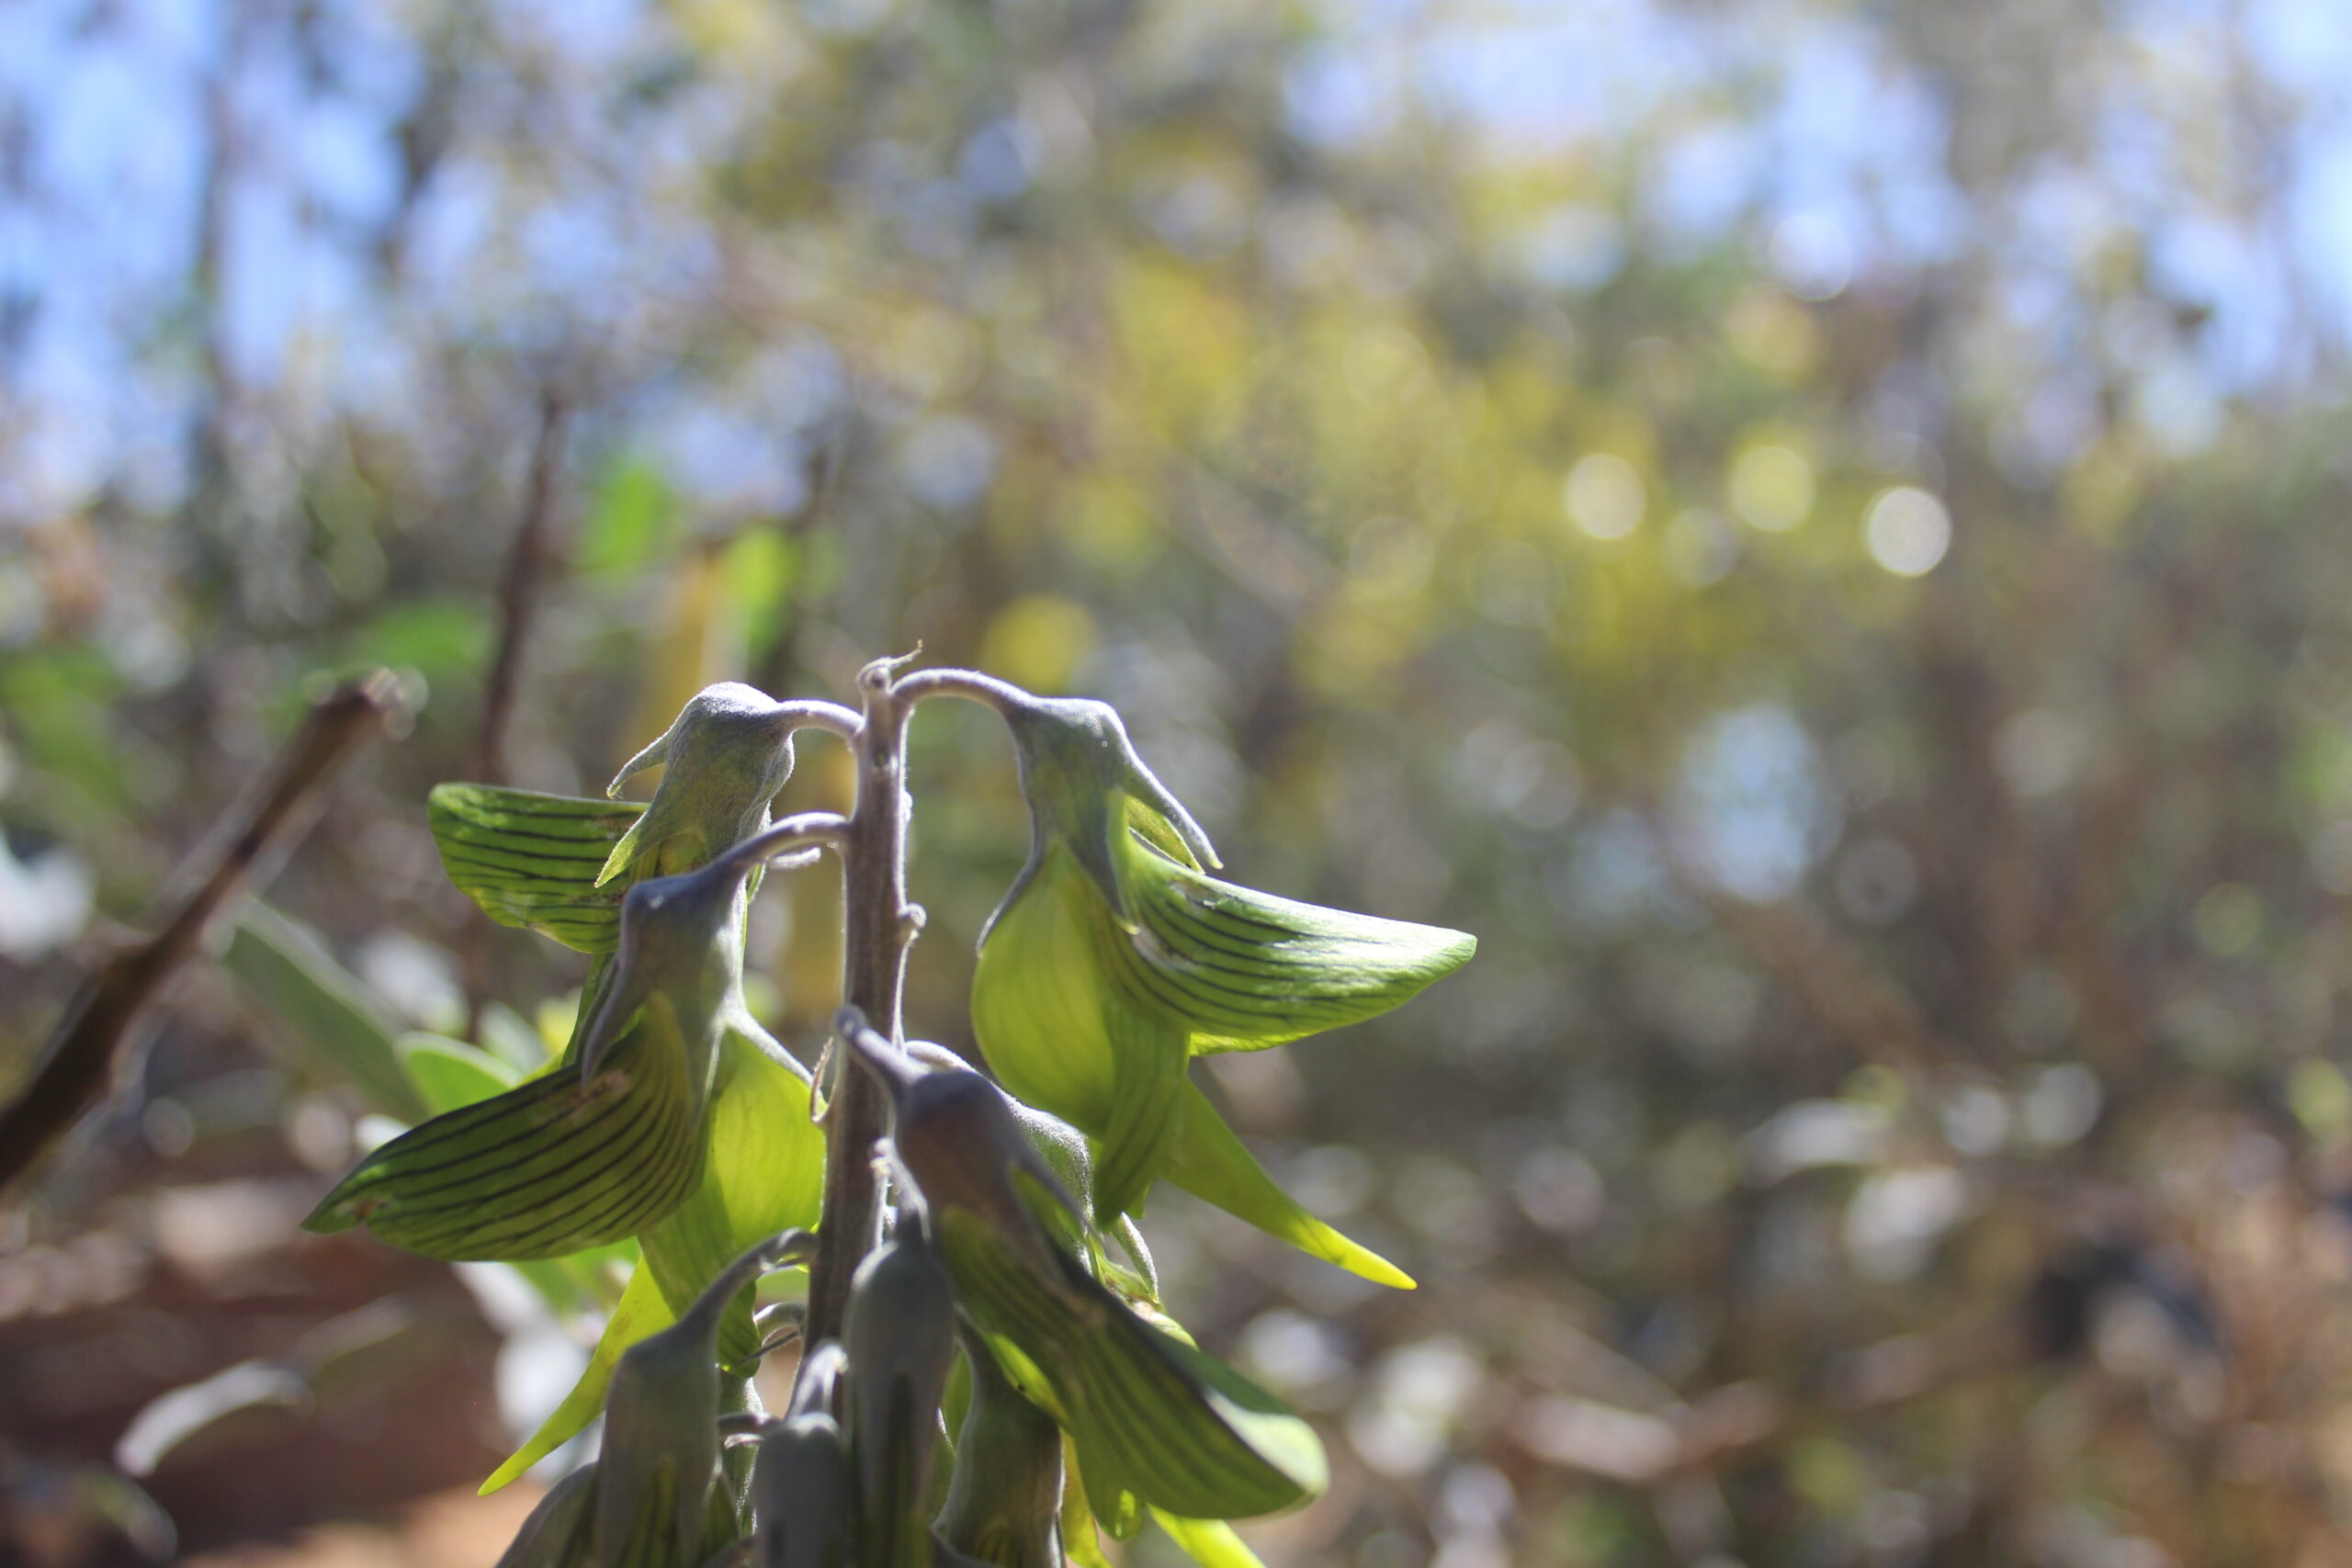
xmin=0 ymin=671 xmax=406 ymax=1197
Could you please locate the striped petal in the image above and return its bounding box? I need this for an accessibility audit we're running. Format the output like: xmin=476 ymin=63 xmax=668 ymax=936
xmin=486 ymin=1028 xmax=827 ymax=1491
xmin=873 ymin=1056 xmax=1325 ymax=1523
xmin=941 ymin=1206 xmax=1327 ymax=1522
xmin=301 ymin=1013 xmax=705 ymax=1261
xmin=1116 ymin=830 xmax=1476 ymax=1054
xmin=429 ymin=784 xmax=643 ymax=954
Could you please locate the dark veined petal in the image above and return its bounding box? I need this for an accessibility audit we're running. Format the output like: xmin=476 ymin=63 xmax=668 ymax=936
xmin=1114 ymin=830 xmax=1476 ymax=1054
xmin=485 ymin=1026 xmax=828 ymax=1492
xmin=1163 ymin=1079 xmax=1414 ymax=1290
xmin=972 ymin=851 xmax=1408 ymax=1280
xmin=429 ymin=784 xmax=644 ymax=954
xmin=301 ymin=1013 xmax=705 ymax=1262
xmin=940 ymin=1206 xmax=1327 ymax=1523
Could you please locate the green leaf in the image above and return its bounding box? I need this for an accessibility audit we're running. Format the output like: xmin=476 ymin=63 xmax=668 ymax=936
xmin=301 ymin=1014 xmax=705 ymax=1261
xmin=1162 ymin=1080 xmax=1413 ymax=1290
xmin=428 ymin=784 xmax=644 ymax=954
xmin=223 ymin=905 xmax=429 ymax=1123
xmin=579 ymin=455 xmax=680 ymax=577
xmin=1153 ymin=1511 xmax=1271 ymax=1568
xmin=340 ymin=597 xmax=491 ymax=684
xmin=398 ymin=1033 xmax=521 ymax=1111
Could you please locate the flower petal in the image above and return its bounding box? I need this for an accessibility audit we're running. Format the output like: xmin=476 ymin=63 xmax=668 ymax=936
xmin=429 ymin=784 xmax=643 ymax=953
xmin=944 ymin=1212 xmax=1328 ymax=1522
xmin=1118 ymin=834 xmax=1476 ymax=1053
xmin=1162 ymin=1080 xmax=1414 ymax=1289
xmin=301 ymin=1017 xmax=705 ymax=1261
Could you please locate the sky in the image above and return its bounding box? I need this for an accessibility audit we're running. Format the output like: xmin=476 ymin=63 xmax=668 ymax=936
xmin=5 ymin=0 xmax=2352 ymax=530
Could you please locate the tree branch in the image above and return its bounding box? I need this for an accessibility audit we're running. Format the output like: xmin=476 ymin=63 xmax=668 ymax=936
xmin=0 ymin=671 xmax=407 ymax=1198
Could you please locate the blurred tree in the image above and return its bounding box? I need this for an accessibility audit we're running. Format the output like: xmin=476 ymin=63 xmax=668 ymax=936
xmin=9 ymin=0 xmax=2352 ymax=1563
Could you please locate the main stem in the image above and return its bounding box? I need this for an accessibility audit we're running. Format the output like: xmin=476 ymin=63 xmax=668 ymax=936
xmin=803 ymin=658 xmax=918 ymax=1353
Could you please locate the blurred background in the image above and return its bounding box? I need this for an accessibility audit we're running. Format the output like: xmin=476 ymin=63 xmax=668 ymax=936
xmin=7 ymin=0 xmax=2352 ymax=1562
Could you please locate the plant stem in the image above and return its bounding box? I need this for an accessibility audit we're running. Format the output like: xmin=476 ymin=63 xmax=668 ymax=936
xmin=800 ymin=657 xmax=920 ymax=1357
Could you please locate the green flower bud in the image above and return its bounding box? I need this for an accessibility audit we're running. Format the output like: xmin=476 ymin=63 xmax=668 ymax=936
xmin=600 ymin=683 xmax=809 ymax=886
xmin=595 ymin=1235 xmax=805 ymax=1568
xmin=936 ymin=1334 xmax=1063 ymax=1568
xmin=494 ymin=1461 xmax=597 ymax=1568
xmin=749 ymin=1411 xmax=853 ymax=1568
xmin=843 ymin=1024 xmax=1326 ymax=1526
xmin=843 ymin=1238 xmax=958 ymax=1568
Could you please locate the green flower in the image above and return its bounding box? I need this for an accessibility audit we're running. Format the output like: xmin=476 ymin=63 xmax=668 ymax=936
xmin=970 ymin=697 xmax=1473 ymax=1283
xmin=331 ymin=683 xmax=839 ymax=1490
xmin=302 ymin=850 xmax=771 ymax=1258
xmin=845 ymin=1021 xmax=1328 ymax=1529
xmin=492 ymin=1235 xmax=804 ymax=1568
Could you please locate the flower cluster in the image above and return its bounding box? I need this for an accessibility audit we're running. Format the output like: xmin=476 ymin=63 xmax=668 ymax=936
xmin=299 ymin=672 xmax=1473 ymax=1567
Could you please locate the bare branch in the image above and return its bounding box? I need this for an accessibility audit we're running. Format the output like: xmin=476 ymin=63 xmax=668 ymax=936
xmin=0 ymin=672 xmax=408 ymax=1198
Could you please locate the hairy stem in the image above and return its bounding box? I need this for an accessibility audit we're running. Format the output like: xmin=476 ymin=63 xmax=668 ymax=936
xmin=800 ymin=657 xmax=921 ymax=1358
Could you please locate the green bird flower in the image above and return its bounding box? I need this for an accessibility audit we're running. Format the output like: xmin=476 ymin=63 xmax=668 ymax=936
xmin=319 ymin=683 xmax=843 ymax=1491
xmin=842 ymin=1017 xmax=1328 ymax=1530
xmin=301 ymin=844 xmax=778 ymax=1258
xmin=492 ymin=1234 xmax=805 ymax=1568
xmin=969 ymin=695 xmax=1474 ymax=1285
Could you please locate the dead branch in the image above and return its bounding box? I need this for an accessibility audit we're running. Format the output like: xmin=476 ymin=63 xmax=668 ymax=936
xmin=0 ymin=671 xmax=406 ymax=1197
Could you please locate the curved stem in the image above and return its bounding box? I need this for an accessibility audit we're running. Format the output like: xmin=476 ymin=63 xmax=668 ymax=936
xmin=775 ymin=698 xmax=865 ymax=743
xmin=718 ymin=810 xmax=851 ymax=877
xmin=891 ymin=667 xmax=1036 ymax=716
xmin=797 ymin=658 xmax=921 ymax=1370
